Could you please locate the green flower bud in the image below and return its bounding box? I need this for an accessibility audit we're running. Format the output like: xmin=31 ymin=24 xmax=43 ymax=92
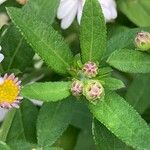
xmin=135 ymin=31 xmax=150 ymax=51
xmin=83 ymin=80 xmax=104 ymax=104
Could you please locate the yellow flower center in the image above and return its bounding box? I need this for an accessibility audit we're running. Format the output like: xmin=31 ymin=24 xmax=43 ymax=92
xmin=0 ymin=79 xmax=19 ymax=104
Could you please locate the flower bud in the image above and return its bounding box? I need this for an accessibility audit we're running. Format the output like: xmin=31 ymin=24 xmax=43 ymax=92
xmin=135 ymin=31 xmax=150 ymax=51
xmin=16 ymin=0 xmax=28 ymax=5
xmin=82 ymin=62 xmax=98 ymax=78
xmin=71 ymin=80 xmax=83 ymax=96
xmin=83 ymin=80 xmax=104 ymax=104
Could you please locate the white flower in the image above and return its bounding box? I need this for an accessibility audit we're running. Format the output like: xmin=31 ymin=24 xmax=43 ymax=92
xmin=57 ymin=0 xmax=117 ymax=29
xmin=0 ymin=0 xmax=6 ymax=5
xmin=0 ymin=46 xmax=4 ymax=63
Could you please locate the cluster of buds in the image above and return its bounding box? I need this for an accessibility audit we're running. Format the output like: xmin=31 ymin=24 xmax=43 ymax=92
xmin=82 ymin=61 xmax=98 ymax=78
xmin=0 ymin=74 xmax=23 ymax=109
xmin=135 ymin=31 xmax=150 ymax=52
xmin=71 ymin=79 xmax=104 ymax=104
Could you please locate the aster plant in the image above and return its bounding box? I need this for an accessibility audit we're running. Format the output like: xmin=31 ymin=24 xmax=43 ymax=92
xmin=0 ymin=0 xmax=150 ymax=150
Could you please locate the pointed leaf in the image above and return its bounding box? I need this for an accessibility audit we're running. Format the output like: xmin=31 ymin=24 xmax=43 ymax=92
xmin=93 ymin=119 xmax=132 ymax=150
xmin=117 ymin=0 xmax=150 ymax=27
xmin=89 ymin=92 xmax=150 ymax=150
xmin=107 ymin=49 xmax=150 ymax=73
xmin=101 ymin=77 xmax=125 ymax=91
xmin=21 ymin=82 xmax=71 ymax=102
xmin=7 ymin=7 xmax=73 ymax=74
xmin=126 ymin=74 xmax=150 ymax=114
xmin=37 ymin=98 xmax=74 ymax=147
xmin=80 ymin=0 xmax=106 ymax=63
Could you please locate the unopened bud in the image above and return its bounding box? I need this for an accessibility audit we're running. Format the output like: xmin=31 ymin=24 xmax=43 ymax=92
xmin=71 ymin=80 xmax=83 ymax=96
xmin=83 ymin=80 xmax=104 ymax=104
xmin=135 ymin=31 xmax=150 ymax=51
xmin=16 ymin=0 xmax=28 ymax=5
xmin=82 ymin=62 xmax=98 ymax=78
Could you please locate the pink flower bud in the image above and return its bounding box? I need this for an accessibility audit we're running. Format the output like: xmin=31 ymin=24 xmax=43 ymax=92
xmin=135 ymin=31 xmax=150 ymax=51
xmin=83 ymin=80 xmax=104 ymax=104
xmin=82 ymin=62 xmax=98 ymax=78
xmin=71 ymin=80 xmax=83 ymax=96
xmin=16 ymin=0 xmax=28 ymax=5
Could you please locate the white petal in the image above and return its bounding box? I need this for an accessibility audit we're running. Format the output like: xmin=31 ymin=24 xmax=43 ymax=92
xmin=0 ymin=53 xmax=4 ymax=63
xmin=61 ymin=2 xmax=78 ymax=29
xmin=102 ymin=6 xmax=112 ymax=22
xmin=0 ymin=77 xmax=4 ymax=84
xmin=57 ymin=0 xmax=78 ymax=19
xmin=31 ymin=99 xmax=43 ymax=106
xmin=77 ymin=0 xmax=85 ymax=24
xmin=0 ymin=108 xmax=8 ymax=122
xmin=109 ymin=6 xmax=117 ymax=19
xmin=0 ymin=0 xmax=6 ymax=5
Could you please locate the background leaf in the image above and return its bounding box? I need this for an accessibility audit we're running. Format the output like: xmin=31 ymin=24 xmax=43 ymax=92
xmin=37 ymin=97 xmax=74 ymax=147
xmin=104 ymin=27 xmax=150 ymax=60
xmin=89 ymin=92 xmax=150 ymax=150
xmin=0 ymin=141 xmax=10 ymax=150
xmin=80 ymin=0 xmax=106 ymax=63
xmin=7 ymin=7 xmax=73 ymax=75
xmin=107 ymin=49 xmax=150 ymax=73
xmin=117 ymin=0 xmax=150 ymax=27
xmin=1 ymin=25 xmax=34 ymax=72
xmin=126 ymin=74 xmax=150 ymax=114
xmin=6 ymin=100 xmax=38 ymax=144
xmin=21 ymin=82 xmax=71 ymax=102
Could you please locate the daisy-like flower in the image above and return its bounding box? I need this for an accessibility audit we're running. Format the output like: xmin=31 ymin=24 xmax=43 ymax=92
xmin=57 ymin=0 xmax=117 ymax=29
xmin=0 ymin=73 xmax=23 ymax=109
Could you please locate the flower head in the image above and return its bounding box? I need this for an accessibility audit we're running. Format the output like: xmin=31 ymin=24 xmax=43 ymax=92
xmin=82 ymin=62 xmax=98 ymax=78
xmin=71 ymin=80 xmax=83 ymax=96
xmin=0 ymin=74 xmax=23 ymax=109
xmin=135 ymin=31 xmax=150 ymax=51
xmin=83 ymin=80 xmax=104 ymax=104
xmin=57 ymin=0 xmax=117 ymax=29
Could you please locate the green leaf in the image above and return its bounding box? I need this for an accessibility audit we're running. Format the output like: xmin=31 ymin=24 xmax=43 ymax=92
xmin=24 ymin=0 xmax=60 ymax=25
xmin=6 ymin=100 xmax=38 ymax=143
xmin=104 ymin=27 xmax=150 ymax=59
xmin=21 ymin=82 xmax=71 ymax=102
xmin=107 ymin=49 xmax=150 ymax=73
xmin=37 ymin=98 xmax=74 ymax=147
xmin=7 ymin=7 xmax=73 ymax=75
xmin=126 ymin=74 xmax=150 ymax=114
xmin=1 ymin=25 xmax=34 ymax=72
xmin=9 ymin=141 xmax=63 ymax=150
xmin=89 ymin=92 xmax=150 ymax=150
xmin=0 ymin=141 xmax=10 ymax=150
xmin=0 ymin=109 xmax=16 ymax=142
xmin=93 ymin=119 xmax=132 ymax=150
xmin=80 ymin=0 xmax=106 ymax=63
xmin=101 ymin=77 xmax=125 ymax=91
xmin=117 ymin=0 xmax=150 ymax=27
